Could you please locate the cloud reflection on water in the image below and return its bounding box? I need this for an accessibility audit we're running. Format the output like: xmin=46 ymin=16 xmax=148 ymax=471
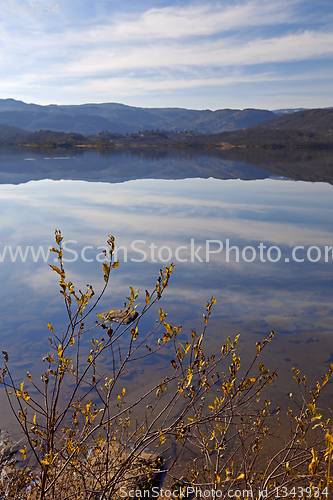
xmin=0 ymin=176 xmax=333 ymax=429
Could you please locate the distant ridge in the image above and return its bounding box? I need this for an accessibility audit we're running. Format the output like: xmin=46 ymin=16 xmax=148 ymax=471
xmin=202 ymin=108 xmax=333 ymax=148
xmin=0 ymin=123 xmax=28 ymax=138
xmin=252 ymin=108 xmax=333 ymax=133
xmin=0 ymin=98 xmax=276 ymax=135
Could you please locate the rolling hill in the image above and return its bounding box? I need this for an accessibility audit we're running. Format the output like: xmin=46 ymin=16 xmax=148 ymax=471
xmin=0 ymin=99 xmax=276 ymax=135
xmin=202 ymin=108 xmax=333 ymax=148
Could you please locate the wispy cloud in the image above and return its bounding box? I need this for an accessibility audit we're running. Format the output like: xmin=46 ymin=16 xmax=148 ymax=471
xmin=0 ymin=0 xmax=332 ymax=107
xmin=58 ymin=30 xmax=333 ymax=76
xmin=93 ymin=0 xmax=303 ymax=41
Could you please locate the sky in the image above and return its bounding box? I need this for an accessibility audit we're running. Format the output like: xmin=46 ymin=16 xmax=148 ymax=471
xmin=0 ymin=0 xmax=333 ymax=110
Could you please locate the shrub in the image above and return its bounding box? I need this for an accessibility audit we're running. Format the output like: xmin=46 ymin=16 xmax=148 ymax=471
xmin=0 ymin=230 xmax=333 ymax=499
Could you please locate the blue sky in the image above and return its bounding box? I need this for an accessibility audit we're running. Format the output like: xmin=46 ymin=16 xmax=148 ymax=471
xmin=1 ymin=0 xmax=332 ymax=109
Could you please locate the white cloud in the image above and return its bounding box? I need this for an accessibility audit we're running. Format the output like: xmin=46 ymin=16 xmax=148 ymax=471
xmin=0 ymin=0 xmax=332 ymax=106
xmin=4 ymin=28 xmax=332 ymax=81
xmin=2 ymin=179 xmax=332 ymax=250
xmin=91 ymin=0 xmax=302 ymax=41
xmin=3 ymin=64 xmax=332 ymax=104
xmin=1 ymin=1 xmax=329 ymax=76
xmin=52 ymin=30 xmax=333 ymax=78
xmin=66 ymin=67 xmax=333 ymax=96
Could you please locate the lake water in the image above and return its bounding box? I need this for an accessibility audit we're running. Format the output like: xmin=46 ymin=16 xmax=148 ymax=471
xmin=1 ymin=148 xmax=333 ymax=432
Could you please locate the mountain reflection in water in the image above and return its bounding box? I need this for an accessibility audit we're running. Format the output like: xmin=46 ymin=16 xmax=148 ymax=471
xmin=1 ymin=146 xmax=333 ymax=184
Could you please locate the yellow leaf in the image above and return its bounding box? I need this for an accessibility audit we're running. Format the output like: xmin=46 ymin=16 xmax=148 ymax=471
xmin=23 ymin=392 xmax=30 ymax=402
xmin=159 ymin=308 xmax=167 ymax=322
xmin=102 ymin=263 xmax=110 ymax=276
xmin=49 ymin=265 xmax=62 ymax=276
xmin=311 ymin=413 xmax=323 ymax=422
xmin=20 ymin=445 xmax=27 ymax=461
xmin=158 ymin=429 xmax=166 ymax=444
xmin=325 ymin=431 xmax=333 ymax=456
xmin=225 ymin=467 xmax=231 ymax=481
xmin=309 ymin=448 xmax=319 ymax=474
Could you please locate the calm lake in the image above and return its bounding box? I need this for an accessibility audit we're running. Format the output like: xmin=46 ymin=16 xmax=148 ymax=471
xmin=1 ymin=147 xmax=333 ymax=432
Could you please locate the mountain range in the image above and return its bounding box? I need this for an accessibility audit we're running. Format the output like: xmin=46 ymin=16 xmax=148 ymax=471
xmin=1 ymin=99 xmax=332 ymax=151
xmin=0 ymin=98 xmax=279 ymax=135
